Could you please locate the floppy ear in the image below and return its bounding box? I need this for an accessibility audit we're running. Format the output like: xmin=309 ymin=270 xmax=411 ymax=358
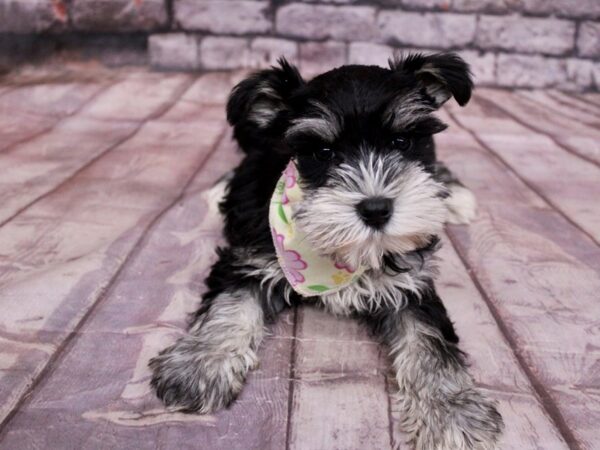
xmin=389 ymin=52 xmax=473 ymax=107
xmin=227 ymin=58 xmax=304 ymax=129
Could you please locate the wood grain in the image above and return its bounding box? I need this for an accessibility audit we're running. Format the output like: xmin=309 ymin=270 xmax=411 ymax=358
xmin=289 ymin=305 xmax=396 ymax=450
xmin=445 ymin=95 xmax=600 ymax=245
xmin=0 ymin=135 xmax=297 ymax=450
xmin=478 ymin=88 xmax=600 ymax=167
xmin=0 ymin=82 xmax=105 ymax=152
xmin=0 ymin=66 xmax=598 ymax=450
xmin=437 ymin=103 xmax=600 ymax=449
xmin=0 ymin=76 xmax=225 ymax=429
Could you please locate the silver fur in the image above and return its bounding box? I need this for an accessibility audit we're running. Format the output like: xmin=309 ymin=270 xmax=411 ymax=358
xmin=248 ymin=83 xmax=285 ymax=128
xmin=295 ymin=152 xmax=448 ymax=269
xmin=149 ymin=289 xmax=264 ymax=413
xmin=243 ymin=249 xmax=438 ymax=316
xmin=385 ymin=90 xmax=437 ymax=130
xmin=389 ymin=312 xmax=503 ymax=449
xmin=285 ymin=101 xmax=341 ymax=142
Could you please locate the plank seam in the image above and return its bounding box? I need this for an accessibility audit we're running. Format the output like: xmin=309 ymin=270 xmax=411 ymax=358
xmin=476 ymin=93 xmax=600 ymax=170
xmin=445 ymin=106 xmax=600 ymax=248
xmin=545 ymin=91 xmax=600 ymax=118
xmin=572 ymin=92 xmax=600 ymax=109
xmin=515 ymin=91 xmax=600 ymax=127
xmin=0 ymin=81 xmax=112 ymax=154
xmin=0 ymin=75 xmax=196 ymax=230
xmin=0 ymin=78 xmax=222 ymax=437
xmin=444 ymin=230 xmax=581 ymax=450
xmin=284 ymin=306 xmax=299 ymax=450
xmin=384 ymin=371 xmax=396 ymax=449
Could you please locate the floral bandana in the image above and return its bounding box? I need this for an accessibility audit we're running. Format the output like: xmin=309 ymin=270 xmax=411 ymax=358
xmin=269 ymin=161 xmax=365 ymax=297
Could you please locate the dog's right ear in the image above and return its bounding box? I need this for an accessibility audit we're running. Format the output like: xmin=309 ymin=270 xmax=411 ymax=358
xmin=227 ymin=58 xmax=304 ymax=132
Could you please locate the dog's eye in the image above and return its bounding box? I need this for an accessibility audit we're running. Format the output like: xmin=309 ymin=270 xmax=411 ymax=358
xmin=313 ymin=147 xmax=335 ymax=162
xmin=391 ymin=136 xmax=412 ymax=152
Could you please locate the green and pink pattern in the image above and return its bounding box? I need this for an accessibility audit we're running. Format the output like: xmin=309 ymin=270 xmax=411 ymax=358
xmin=269 ymin=161 xmax=364 ymax=297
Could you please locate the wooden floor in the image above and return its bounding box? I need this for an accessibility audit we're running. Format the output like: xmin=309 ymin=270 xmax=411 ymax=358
xmin=0 ymin=65 xmax=598 ymax=450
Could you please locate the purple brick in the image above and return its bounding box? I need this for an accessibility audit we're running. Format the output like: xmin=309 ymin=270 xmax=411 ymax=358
xmin=249 ymin=38 xmax=299 ymax=68
xmin=519 ymin=0 xmax=600 ymax=19
xmin=276 ymin=4 xmax=376 ymax=41
xmin=451 ymin=0 xmax=510 ymax=13
xmin=348 ymin=42 xmax=395 ymax=67
xmin=175 ymin=1 xmax=271 ymax=34
xmin=476 ymin=15 xmax=575 ymax=56
xmin=496 ymin=54 xmax=567 ymax=88
xmin=400 ymin=0 xmax=451 ymax=9
xmin=577 ymin=22 xmax=600 ymax=58
xmin=0 ymin=0 xmax=67 ymax=33
xmin=562 ymin=58 xmax=597 ymax=91
xmin=72 ymin=0 xmax=167 ymax=31
xmin=458 ymin=50 xmax=496 ymax=85
xmin=299 ymin=41 xmax=347 ymax=78
xmin=377 ymin=12 xmax=476 ymax=49
xmin=199 ymin=36 xmax=250 ymax=70
xmin=149 ymin=33 xmax=200 ymax=71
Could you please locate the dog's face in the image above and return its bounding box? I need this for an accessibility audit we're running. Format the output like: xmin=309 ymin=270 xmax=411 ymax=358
xmin=227 ymin=53 xmax=473 ymax=268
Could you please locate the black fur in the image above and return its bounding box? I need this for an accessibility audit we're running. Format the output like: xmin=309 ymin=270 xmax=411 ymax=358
xmin=150 ymin=53 xmax=503 ymax=449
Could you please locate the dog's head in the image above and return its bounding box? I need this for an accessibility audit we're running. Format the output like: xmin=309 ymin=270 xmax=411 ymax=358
xmin=227 ymin=53 xmax=473 ymax=268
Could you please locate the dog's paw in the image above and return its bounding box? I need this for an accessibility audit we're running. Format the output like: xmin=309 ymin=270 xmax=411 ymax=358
xmin=149 ymin=336 xmax=254 ymax=413
xmin=414 ymin=388 xmax=504 ymax=450
xmin=445 ymin=183 xmax=477 ymax=225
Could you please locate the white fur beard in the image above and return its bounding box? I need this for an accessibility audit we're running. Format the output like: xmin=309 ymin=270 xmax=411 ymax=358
xmin=294 ymin=154 xmax=448 ymax=269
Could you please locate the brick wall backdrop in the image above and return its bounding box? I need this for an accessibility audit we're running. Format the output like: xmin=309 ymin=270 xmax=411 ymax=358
xmin=1 ymin=0 xmax=599 ymax=90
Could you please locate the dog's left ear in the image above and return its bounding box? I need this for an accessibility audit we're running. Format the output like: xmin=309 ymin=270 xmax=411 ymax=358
xmin=227 ymin=58 xmax=304 ymax=130
xmin=389 ymin=52 xmax=473 ymax=108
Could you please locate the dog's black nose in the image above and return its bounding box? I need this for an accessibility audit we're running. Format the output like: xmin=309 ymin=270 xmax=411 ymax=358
xmin=356 ymin=197 xmax=393 ymax=228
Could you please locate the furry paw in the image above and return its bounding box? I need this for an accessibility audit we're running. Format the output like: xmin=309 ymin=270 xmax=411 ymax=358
xmin=414 ymin=388 xmax=504 ymax=450
xmin=445 ymin=183 xmax=477 ymax=225
xmin=149 ymin=336 xmax=256 ymax=413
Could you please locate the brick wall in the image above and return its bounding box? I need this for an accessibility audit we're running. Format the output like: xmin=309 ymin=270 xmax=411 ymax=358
xmin=1 ymin=0 xmax=599 ymax=90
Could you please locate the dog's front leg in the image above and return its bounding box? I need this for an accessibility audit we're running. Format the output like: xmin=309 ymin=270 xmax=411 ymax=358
xmin=149 ymin=287 xmax=265 ymax=413
xmin=369 ymin=290 xmax=504 ymax=449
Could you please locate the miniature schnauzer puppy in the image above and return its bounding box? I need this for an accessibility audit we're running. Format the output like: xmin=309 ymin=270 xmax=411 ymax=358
xmin=150 ymin=53 xmax=504 ymax=449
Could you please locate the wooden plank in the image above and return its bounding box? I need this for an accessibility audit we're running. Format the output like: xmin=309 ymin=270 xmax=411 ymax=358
xmin=435 ymin=106 xmax=600 ymax=449
xmin=79 ymin=73 xmax=191 ymax=122
xmin=0 ymin=137 xmax=295 ymax=450
xmin=530 ymin=90 xmax=600 ymax=124
xmin=477 ymin=88 xmax=600 ymax=167
xmin=407 ymin=236 xmax=569 ymax=450
xmin=0 ymin=81 xmax=227 ymax=428
xmin=289 ymin=306 xmax=395 ymax=450
xmin=445 ymin=95 xmax=600 ymax=245
xmin=517 ymin=90 xmax=600 ymax=125
xmin=3 ymin=138 xmax=293 ymax=449
xmin=290 ymin=235 xmax=568 ymax=449
xmin=0 ymin=82 xmax=105 ymax=152
xmin=0 ymin=118 xmax=138 ymax=225
xmin=575 ymin=92 xmax=600 ymax=107
xmin=0 ymin=73 xmax=235 ymax=228
xmin=0 ymin=82 xmax=104 ymax=118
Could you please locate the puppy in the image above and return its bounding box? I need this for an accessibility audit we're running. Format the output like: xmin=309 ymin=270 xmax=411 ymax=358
xmin=150 ymin=53 xmax=503 ymax=449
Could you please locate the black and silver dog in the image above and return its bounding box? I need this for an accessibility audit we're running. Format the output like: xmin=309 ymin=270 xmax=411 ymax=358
xmin=150 ymin=53 xmax=504 ymax=449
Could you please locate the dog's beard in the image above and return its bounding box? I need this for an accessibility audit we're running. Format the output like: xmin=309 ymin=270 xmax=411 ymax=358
xmin=294 ymin=153 xmax=448 ymax=269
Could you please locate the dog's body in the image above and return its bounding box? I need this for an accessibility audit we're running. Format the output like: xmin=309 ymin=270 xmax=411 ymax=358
xmin=150 ymin=54 xmax=504 ymax=449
